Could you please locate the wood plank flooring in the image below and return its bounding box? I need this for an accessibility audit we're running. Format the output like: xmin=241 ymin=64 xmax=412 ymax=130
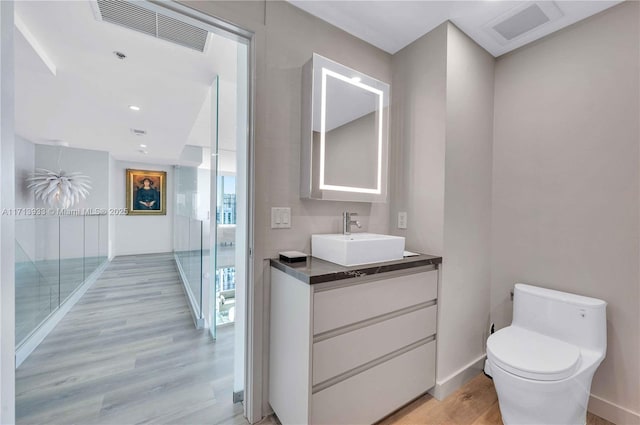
xmin=17 ymin=252 xmax=615 ymax=425
xmin=377 ymin=373 xmax=615 ymax=425
xmin=16 ymin=253 xmax=245 ymax=425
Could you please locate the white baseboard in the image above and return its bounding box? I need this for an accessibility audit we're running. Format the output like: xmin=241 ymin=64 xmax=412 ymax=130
xmin=173 ymin=253 xmax=204 ymax=329
xmin=429 ymin=354 xmax=487 ymax=400
xmin=16 ymin=259 xmax=110 ymax=368
xmin=589 ymin=394 xmax=640 ymax=425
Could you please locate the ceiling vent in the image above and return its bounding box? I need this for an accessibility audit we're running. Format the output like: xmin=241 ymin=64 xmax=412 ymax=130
xmin=483 ymin=1 xmax=563 ymax=46
xmin=131 ymin=128 xmax=147 ymax=136
xmin=94 ymin=0 xmax=209 ymax=52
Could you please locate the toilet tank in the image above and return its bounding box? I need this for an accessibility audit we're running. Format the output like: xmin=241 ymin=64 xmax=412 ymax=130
xmin=512 ymin=283 xmax=607 ymax=353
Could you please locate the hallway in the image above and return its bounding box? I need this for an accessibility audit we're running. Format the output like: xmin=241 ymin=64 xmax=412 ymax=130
xmin=16 ymin=253 xmax=243 ymax=425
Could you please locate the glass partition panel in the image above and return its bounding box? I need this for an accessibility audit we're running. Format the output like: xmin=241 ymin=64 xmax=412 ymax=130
xmin=175 ymin=166 xmax=198 ymax=218
xmin=174 ymin=214 xmax=190 ymax=279
xmin=32 ymin=217 xmax=61 ymax=294
xmin=59 ymin=216 xmax=85 ymax=303
xmin=99 ymin=214 xmax=108 ymax=264
xmin=15 ymin=217 xmax=59 ymax=345
xmin=216 ymin=266 xmax=236 ymax=325
xmin=174 ymin=163 xmax=205 ymax=321
xmin=84 ymin=215 xmax=101 ymax=279
xmin=15 ymin=214 xmax=109 ymax=348
xmin=188 ymin=219 xmax=203 ymax=314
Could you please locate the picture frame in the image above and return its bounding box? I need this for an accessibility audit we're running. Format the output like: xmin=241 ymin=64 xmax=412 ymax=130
xmin=126 ymin=169 xmax=167 ymax=215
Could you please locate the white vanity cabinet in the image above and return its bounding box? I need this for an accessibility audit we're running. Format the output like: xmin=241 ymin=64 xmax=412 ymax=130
xmin=269 ymin=261 xmax=439 ymax=425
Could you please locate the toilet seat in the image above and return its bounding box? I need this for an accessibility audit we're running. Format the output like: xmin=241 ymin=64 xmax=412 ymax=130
xmin=487 ymin=326 xmax=581 ymax=381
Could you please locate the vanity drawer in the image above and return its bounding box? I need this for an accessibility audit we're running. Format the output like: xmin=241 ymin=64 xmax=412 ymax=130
xmin=311 ymin=340 xmax=436 ymax=425
xmin=312 ymin=304 xmax=437 ymax=385
xmin=313 ymin=270 xmax=438 ymax=335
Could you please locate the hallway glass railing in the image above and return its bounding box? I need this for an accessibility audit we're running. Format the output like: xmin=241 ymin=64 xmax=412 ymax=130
xmin=15 ymin=214 xmax=108 ymax=347
xmin=174 ymin=215 xmax=203 ymax=320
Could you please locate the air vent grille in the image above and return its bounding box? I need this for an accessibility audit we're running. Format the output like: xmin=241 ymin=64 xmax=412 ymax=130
xmin=96 ymin=0 xmax=208 ymax=52
xmin=483 ymin=1 xmax=563 ymax=47
xmin=493 ymin=4 xmax=550 ymax=41
xmin=157 ymin=14 xmax=208 ymax=52
xmin=97 ymin=0 xmax=155 ymax=37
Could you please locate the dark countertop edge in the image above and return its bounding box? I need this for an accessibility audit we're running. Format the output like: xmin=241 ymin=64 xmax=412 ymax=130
xmin=270 ymin=254 xmax=442 ymax=285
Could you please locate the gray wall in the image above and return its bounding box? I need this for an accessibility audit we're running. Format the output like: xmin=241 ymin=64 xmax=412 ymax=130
xmin=110 ymin=160 xmax=174 ymax=257
xmin=34 ymin=145 xmax=109 ymax=209
xmin=389 ymin=23 xmax=447 ymax=256
xmin=33 ymin=145 xmax=109 ymax=261
xmin=492 ymin=2 xmax=639 ymax=419
xmin=390 ymin=22 xmax=494 ymax=397
xmin=258 ymin=1 xmax=392 ymax=248
xmin=440 ymin=24 xmax=494 ymax=389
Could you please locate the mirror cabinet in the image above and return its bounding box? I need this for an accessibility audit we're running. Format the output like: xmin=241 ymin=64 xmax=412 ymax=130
xmin=300 ymin=53 xmax=390 ymax=202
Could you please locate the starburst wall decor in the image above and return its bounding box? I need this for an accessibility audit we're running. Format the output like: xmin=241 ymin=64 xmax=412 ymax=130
xmin=27 ymin=168 xmax=92 ymax=209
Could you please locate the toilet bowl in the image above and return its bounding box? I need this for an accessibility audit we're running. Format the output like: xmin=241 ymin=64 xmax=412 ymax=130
xmin=486 ymin=284 xmax=606 ymax=425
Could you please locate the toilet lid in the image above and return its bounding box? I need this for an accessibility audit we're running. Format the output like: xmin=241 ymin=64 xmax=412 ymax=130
xmin=487 ymin=326 xmax=581 ymax=381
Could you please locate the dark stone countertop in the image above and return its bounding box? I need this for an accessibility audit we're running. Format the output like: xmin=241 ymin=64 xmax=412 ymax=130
xmin=270 ymin=254 xmax=442 ymax=285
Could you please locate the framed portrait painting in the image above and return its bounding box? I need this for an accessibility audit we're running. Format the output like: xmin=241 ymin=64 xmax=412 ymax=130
xmin=126 ymin=169 xmax=166 ymax=215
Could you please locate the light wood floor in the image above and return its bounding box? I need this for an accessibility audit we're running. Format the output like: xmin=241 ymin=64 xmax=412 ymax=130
xmin=16 ymin=253 xmax=615 ymax=425
xmin=378 ymin=373 xmax=614 ymax=425
xmin=16 ymin=253 xmax=244 ymax=425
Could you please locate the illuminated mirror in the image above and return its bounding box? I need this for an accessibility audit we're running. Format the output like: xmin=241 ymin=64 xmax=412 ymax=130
xmin=301 ymin=53 xmax=389 ymax=202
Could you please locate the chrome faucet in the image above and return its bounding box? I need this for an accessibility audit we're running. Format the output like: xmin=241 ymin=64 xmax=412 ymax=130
xmin=342 ymin=212 xmax=361 ymax=235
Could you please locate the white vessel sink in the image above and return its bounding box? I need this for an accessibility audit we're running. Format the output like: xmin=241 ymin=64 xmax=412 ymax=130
xmin=311 ymin=233 xmax=405 ymax=267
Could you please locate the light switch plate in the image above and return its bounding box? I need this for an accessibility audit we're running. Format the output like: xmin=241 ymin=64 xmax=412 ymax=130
xmin=271 ymin=207 xmax=291 ymax=229
xmin=398 ymin=212 xmax=407 ymax=229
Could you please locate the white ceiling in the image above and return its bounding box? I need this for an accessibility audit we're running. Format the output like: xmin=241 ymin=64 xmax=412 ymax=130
xmin=15 ymin=1 xmax=240 ymax=164
xmin=15 ymin=0 xmax=621 ymax=164
xmin=287 ymin=1 xmax=622 ymax=56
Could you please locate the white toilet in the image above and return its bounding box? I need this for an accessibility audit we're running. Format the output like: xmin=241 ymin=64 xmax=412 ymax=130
xmin=486 ymin=283 xmax=607 ymax=425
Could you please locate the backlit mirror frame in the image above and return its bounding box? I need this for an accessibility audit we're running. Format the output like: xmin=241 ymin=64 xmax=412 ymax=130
xmin=300 ymin=53 xmax=390 ymax=202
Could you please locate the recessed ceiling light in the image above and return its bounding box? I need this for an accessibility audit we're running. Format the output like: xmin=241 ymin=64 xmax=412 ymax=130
xmin=140 ymin=144 xmax=147 ymax=148
xmin=129 ymin=105 xmax=141 ymax=111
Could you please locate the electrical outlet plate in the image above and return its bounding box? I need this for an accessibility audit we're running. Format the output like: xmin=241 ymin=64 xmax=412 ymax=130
xmin=398 ymin=212 xmax=407 ymax=229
